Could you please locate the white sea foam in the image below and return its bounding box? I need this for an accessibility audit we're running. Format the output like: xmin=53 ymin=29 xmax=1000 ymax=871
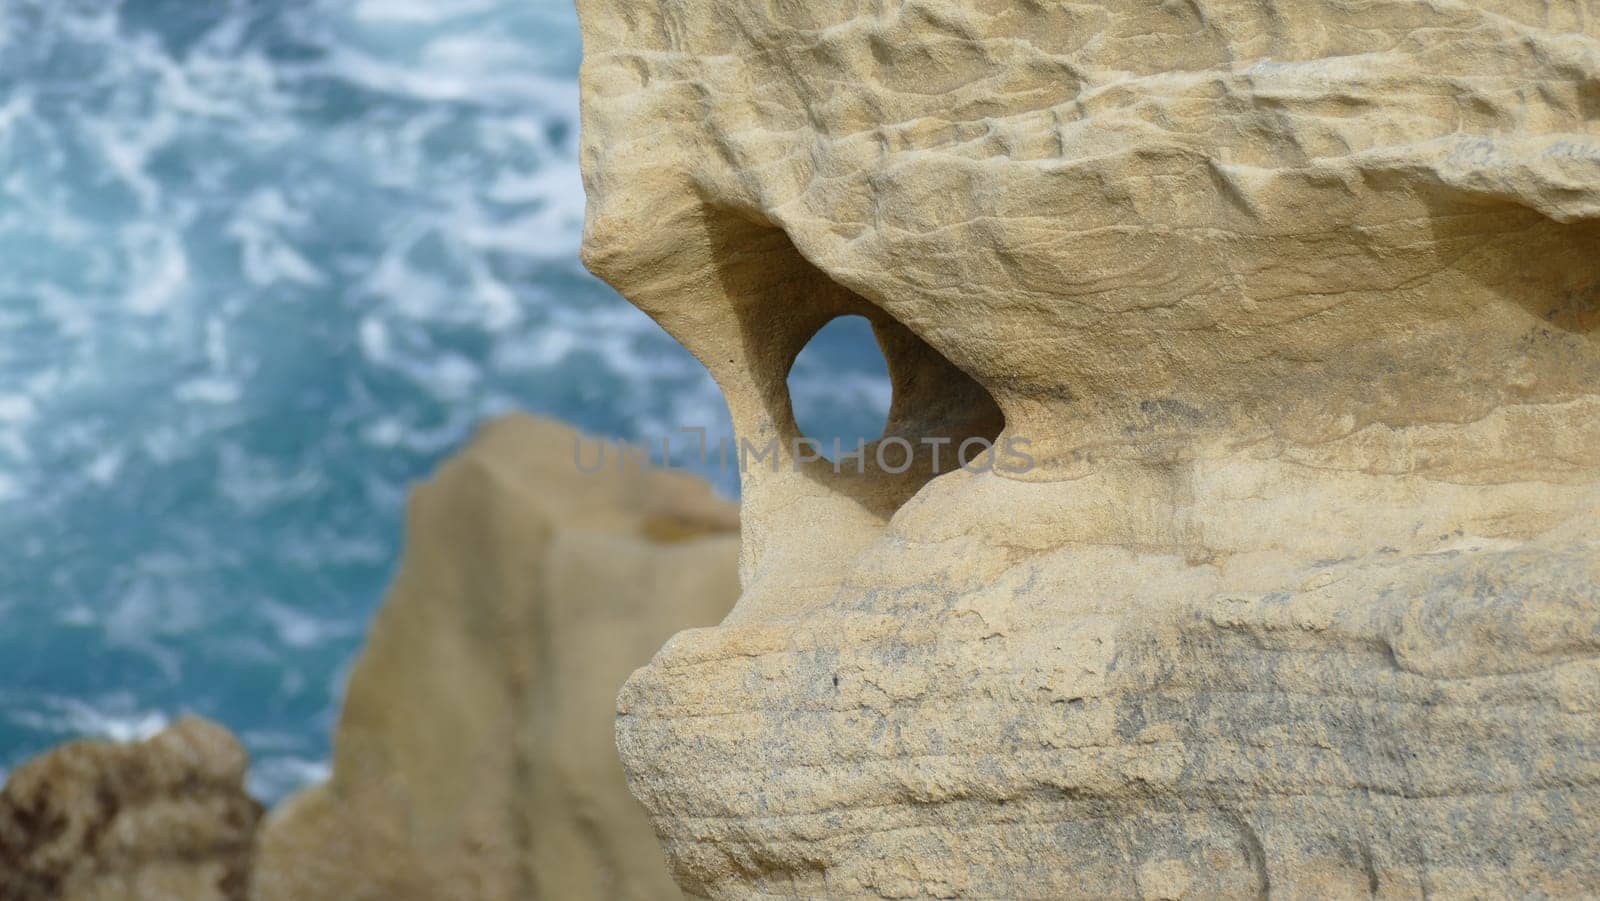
xmin=247 ymin=755 xmax=333 ymax=804
xmin=5 ymin=695 xmax=170 ymax=745
xmin=350 ymin=0 xmax=507 ymax=26
xmin=0 ymin=395 xmax=36 ymax=423
xmin=85 ymin=449 xmax=124 ymax=485
xmin=175 ymin=377 xmax=244 ymax=405
xmin=0 ymin=472 xmax=21 ymax=504
xmin=0 ymin=0 xmax=868 ymax=804
xmin=121 ymin=226 xmax=192 ymax=315
xmin=259 ymin=601 xmax=358 ymax=649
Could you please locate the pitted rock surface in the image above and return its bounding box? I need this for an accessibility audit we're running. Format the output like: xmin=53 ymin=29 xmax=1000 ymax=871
xmin=577 ymin=0 xmax=1600 ymax=897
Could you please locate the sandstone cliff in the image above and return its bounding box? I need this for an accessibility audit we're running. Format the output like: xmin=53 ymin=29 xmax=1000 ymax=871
xmin=251 ymin=414 xmax=740 ymax=900
xmin=576 ymin=0 xmax=1600 ymax=896
xmin=0 ymin=717 xmax=261 ymax=901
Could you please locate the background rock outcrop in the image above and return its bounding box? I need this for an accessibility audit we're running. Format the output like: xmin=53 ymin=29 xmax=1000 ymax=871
xmin=0 ymin=717 xmax=261 ymax=901
xmin=577 ymin=0 xmax=1600 ymax=896
xmin=251 ymin=415 xmax=740 ymax=900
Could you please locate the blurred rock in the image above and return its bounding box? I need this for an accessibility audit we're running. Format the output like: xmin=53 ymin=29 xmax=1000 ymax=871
xmin=0 ymin=717 xmax=262 ymax=901
xmin=251 ymin=414 xmax=741 ymax=900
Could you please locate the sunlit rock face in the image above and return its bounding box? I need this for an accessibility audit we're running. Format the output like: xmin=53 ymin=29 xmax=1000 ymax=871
xmin=576 ymin=1 xmax=1600 ymax=897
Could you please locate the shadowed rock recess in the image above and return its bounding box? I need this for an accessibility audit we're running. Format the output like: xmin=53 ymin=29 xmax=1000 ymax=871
xmin=576 ymin=1 xmax=1600 ymax=897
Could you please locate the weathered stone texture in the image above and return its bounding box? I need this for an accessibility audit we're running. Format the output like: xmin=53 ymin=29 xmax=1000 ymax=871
xmin=577 ymin=0 xmax=1600 ymax=896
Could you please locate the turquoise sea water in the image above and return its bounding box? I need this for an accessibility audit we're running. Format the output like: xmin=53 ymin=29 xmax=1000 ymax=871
xmin=0 ymin=0 xmax=889 ymax=800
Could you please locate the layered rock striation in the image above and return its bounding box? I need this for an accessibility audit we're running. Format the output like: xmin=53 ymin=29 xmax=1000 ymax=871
xmin=577 ymin=0 xmax=1600 ymax=896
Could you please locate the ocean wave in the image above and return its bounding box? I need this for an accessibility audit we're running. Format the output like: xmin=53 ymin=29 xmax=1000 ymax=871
xmin=0 ymin=0 xmax=884 ymax=804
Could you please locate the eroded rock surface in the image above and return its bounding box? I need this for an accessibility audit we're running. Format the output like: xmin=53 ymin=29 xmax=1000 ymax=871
xmin=0 ymin=717 xmax=262 ymax=901
xmin=251 ymin=415 xmax=740 ymax=900
xmin=577 ymin=0 xmax=1600 ymax=896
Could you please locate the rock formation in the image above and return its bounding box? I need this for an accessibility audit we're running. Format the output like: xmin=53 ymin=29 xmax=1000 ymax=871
xmin=251 ymin=414 xmax=740 ymax=900
xmin=0 ymin=717 xmax=262 ymax=901
xmin=576 ymin=0 xmax=1600 ymax=896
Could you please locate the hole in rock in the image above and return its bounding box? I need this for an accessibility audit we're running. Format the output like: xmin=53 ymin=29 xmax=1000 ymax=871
xmin=698 ymin=208 xmax=1007 ymax=516
xmin=786 ymin=315 xmax=893 ymax=460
